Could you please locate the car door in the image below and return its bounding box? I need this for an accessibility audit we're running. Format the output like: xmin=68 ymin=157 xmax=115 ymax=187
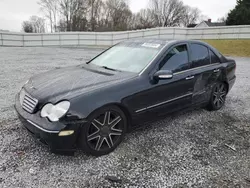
xmin=135 ymin=43 xmax=195 ymax=118
xmin=189 ymin=43 xmax=221 ymax=105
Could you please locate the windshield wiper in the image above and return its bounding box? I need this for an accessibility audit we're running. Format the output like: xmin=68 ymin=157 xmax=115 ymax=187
xmin=102 ymin=66 xmax=120 ymax=72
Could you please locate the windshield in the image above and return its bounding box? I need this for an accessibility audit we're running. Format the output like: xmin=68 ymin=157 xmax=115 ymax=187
xmin=90 ymin=43 xmax=162 ymax=73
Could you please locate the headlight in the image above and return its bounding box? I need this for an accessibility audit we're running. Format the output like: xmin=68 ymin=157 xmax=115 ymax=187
xmin=41 ymin=101 xmax=70 ymax=122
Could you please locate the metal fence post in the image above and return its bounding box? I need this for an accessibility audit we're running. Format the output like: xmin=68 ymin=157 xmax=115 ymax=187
xmin=185 ymin=28 xmax=187 ymax=39
xmin=95 ymin=32 xmax=97 ymax=46
xmin=0 ymin=32 xmax=3 ymax=46
xmin=59 ymin=32 xmax=61 ymax=47
xmin=202 ymin=28 xmax=204 ymax=40
xmin=173 ymin=28 xmax=176 ymax=39
xmin=22 ymin=34 xmax=25 ymax=47
xmin=78 ymin=33 xmax=80 ymax=46
xmin=41 ymin=33 xmax=43 ymax=47
xmin=111 ymin=32 xmax=113 ymax=45
xmin=238 ymin=26 xmax=240 ymax=40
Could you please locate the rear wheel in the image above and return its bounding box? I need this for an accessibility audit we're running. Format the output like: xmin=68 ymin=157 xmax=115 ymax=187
xmin=79 ymin=106 xmax=127 ymax=156
xmin=207 ymin=82 xmax=227 ymax=111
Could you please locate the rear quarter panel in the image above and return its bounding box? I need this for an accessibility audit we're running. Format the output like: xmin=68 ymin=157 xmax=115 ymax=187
xmin=225 ymin=58 xmax=236 ymax=91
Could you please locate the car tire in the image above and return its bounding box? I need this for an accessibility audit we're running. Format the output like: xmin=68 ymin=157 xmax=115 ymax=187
xmin=79 ymin=105 xmax=127 ymax=156
xmin=207 ymin=82 xmax=228 ymax=111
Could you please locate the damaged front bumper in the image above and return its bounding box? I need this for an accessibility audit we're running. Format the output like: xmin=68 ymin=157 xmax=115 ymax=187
xmin=14 ymin=94 xmax=86 ymax=154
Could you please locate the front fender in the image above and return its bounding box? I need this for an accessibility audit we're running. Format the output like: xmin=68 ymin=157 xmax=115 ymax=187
xmin=65 ymin=76 xmax=144 ymax=124
xmin=67 ymin=86 xmax=134 ymax=120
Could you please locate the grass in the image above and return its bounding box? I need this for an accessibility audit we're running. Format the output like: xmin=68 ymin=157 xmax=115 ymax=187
xmin=202 ymin=39 xmax=250 ymax=57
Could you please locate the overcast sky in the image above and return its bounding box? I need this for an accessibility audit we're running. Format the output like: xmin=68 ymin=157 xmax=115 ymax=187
xmin=0 ymin=0 xmax=236 ymax=32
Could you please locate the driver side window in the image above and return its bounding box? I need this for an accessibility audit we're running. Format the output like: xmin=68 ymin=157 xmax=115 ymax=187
xmin=160 ymin=44 xmax=189 ymax=73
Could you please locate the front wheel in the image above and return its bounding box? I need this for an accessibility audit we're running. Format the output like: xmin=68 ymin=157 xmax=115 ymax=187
xmin=207 ymin=82 xmax=228 ymax=111
xmin=79 ymin=106 xmax=127 ymax=156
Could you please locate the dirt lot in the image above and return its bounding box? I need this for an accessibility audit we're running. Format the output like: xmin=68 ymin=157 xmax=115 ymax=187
xmin=0 ymin=47 xmax=249 ymax=188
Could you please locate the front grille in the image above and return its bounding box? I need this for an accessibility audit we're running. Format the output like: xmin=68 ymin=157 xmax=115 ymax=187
xmin=20 ymin=90 xmax=38 ymax=113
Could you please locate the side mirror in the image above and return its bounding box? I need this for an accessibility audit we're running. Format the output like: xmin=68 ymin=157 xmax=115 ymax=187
xmin=153 ymin=70 xmax=173 ymax=81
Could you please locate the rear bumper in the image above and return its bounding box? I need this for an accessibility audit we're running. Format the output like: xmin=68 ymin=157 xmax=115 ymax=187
xmin=15 ymin=94 xmax=86 ymax=153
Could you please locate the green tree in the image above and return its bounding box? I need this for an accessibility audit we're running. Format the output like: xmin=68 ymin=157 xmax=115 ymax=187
xmin=226 ymin=0 xmax=250 ymax=25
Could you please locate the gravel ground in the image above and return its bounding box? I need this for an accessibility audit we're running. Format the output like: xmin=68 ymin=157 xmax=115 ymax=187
xmin=0 ymin=47 xmax=249 ymax=188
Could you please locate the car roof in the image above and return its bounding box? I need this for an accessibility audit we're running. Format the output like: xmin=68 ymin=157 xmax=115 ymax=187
xmin=121 ymin=38 xmax=210 ymax=47
xmin=124 ymin=38 xmax=175 ymax=45
xmin=127 ymin=38 xmax=227 ymax=75
xmin=119 ymin=38 xmax=226 ymax=62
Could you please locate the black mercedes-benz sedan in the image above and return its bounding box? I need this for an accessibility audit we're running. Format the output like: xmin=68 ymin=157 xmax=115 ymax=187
xmin=15 ymin=39 xmax=236 ymax=156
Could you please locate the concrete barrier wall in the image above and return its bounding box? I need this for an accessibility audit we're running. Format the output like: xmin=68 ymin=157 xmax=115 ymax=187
xmin=1 ymin=25 xmax=250 ymax=47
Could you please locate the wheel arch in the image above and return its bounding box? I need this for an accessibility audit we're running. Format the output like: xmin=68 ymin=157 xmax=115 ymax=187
xmin=217 ymin=72 xmax=229 ymax=93
xmin=86 ymin=102 xmax=133 ymax=132
xmin=223 ymin=81 xmax=229 ymax=93
xmin=115 ymin=103 xmax=133 ymax=132
xmin=215 ymin=80 xmax=229 ymax=93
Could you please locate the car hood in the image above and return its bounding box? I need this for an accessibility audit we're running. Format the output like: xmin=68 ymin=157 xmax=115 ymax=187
xmin=24 ymin=64 xmax=137 ymax=103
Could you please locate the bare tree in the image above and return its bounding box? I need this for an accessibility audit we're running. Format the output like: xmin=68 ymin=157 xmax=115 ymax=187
xmin=103 ymin=0 xmax=132 ymax=31
xmin=87 ymin=0 xmax=103 ymax=31
xmin=36 ymin=0 xmax=202 ymax=32
xmin=182 ymin=6 xmax=201 ymax=26
xmin=22 ymin=16 xmax=45 ymax=33
xmin=30 ymin=16 xmax=46 ymax=33
xmin=217 ymin=14 xmax=228 ymax=22
xmin=59 ymin=0 xmax=88 ymax=31
xmin=132 ymin=9 xmax=155 ymax=29
xmin=38 ymin=0 xmax=59 ymax=32
xmin=150 ymin=0 xmax=187 ymax=27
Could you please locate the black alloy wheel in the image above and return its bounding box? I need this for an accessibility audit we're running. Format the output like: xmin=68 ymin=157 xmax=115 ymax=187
xmin=207 ymin=82 xmax=227 ymax=111
xmin=79 ymin=106 xmax=127 ymax=156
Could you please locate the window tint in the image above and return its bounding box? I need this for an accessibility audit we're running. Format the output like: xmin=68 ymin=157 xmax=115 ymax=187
xmin=190 ymin=44 xmax=210 ymax=68
xmin=210 ymin=50 xmax=221 ymax=64
xmin=160 ymin=44 xmax=189 ymax=73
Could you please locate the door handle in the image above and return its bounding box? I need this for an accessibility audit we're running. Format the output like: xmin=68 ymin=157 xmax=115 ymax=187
xmin=213 ymin=69 xmax=220 ymax=73
xmin=186 ymin=76 xmax=194 ymax=80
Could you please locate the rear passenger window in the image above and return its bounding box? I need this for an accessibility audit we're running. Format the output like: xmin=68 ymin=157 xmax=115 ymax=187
xmin=210 ymin=50 xmax=221 ymax=64
xmin=190 ymin=44 xmax=210 ymax=68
